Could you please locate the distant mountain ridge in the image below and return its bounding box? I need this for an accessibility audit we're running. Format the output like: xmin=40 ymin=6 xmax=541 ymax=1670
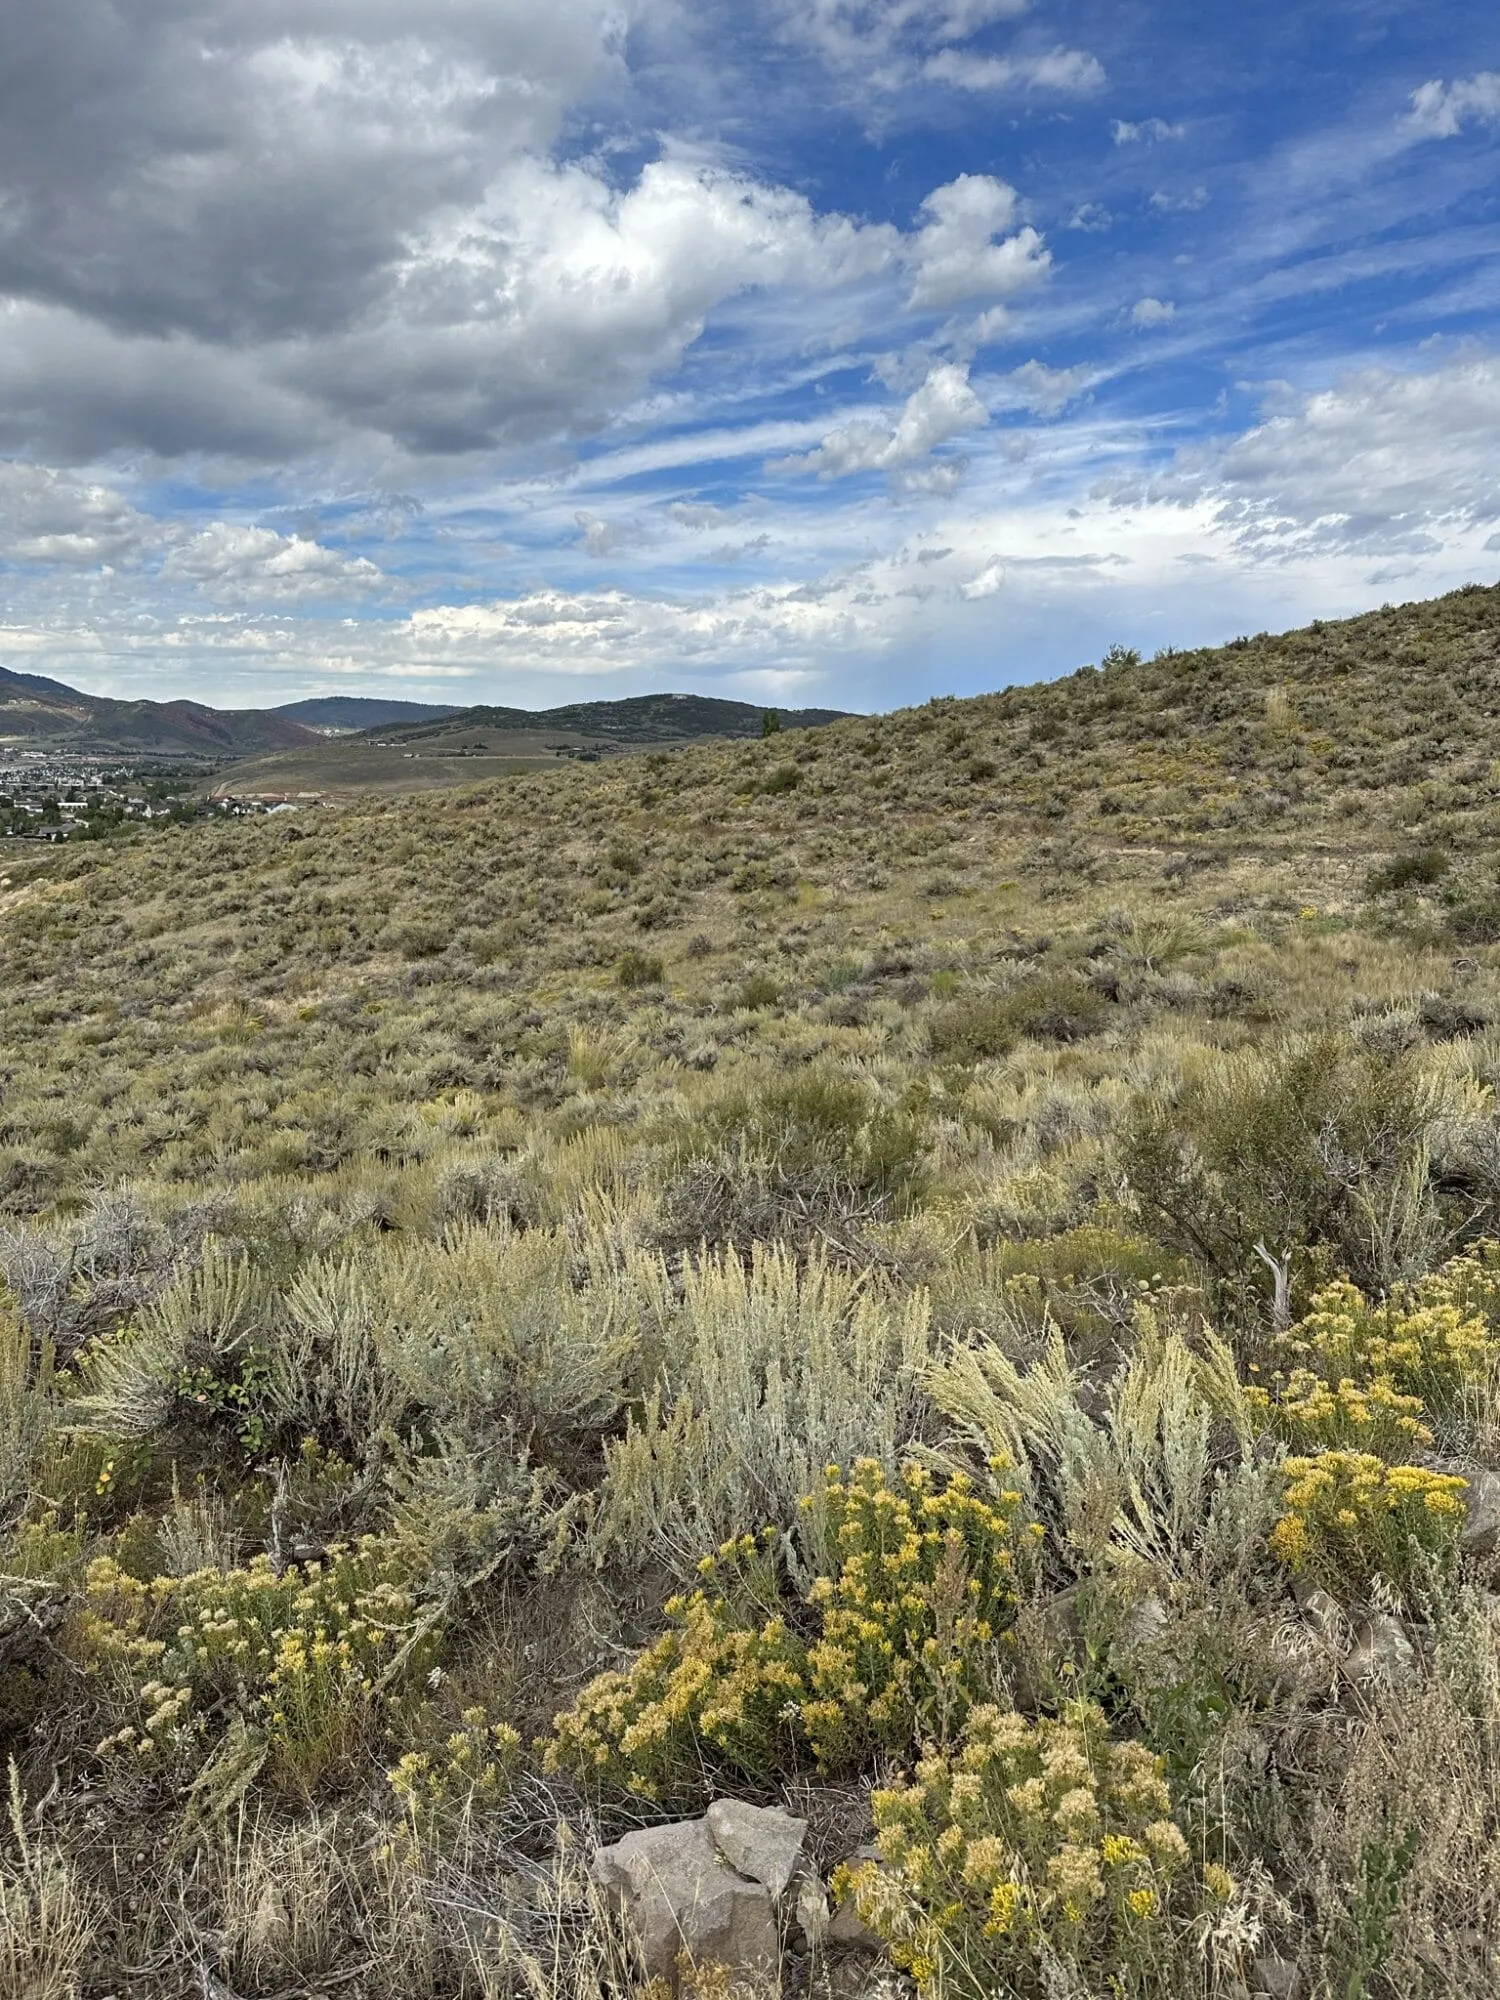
xmin=366 ymin=693 xmax=852 ymax=745
xmin=0 ymin=672 xmax=851 ymax=759
xmin=273 ymin=698 xmax=463 ymax=731
xmin=0 ymin=665 xmax=318 ymax=757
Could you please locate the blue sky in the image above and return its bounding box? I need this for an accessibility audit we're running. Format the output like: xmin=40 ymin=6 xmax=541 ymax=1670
xmin=0 ymin=0 xmax=1497 ymax=712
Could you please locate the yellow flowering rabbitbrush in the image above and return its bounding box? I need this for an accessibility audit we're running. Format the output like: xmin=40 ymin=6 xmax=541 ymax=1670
xmin=800 ymin=1457 xmax=1032 ymax=1766
xmin=388 ymin=1702 xmax=523 ymax=1850
xmin=1270 ymin=1451 xmax=1467 ymax=1605
xmin=839 ymin=1700 xmax=1207 ymax=2000
xmin=546 ymin=1459 xmax=1031 ymax=1799
xmin=77 ymin=1537 xmax=439 ymax=1794
xmin=546 ymin=1554 xmax=811 ymax=1800
xmin=1278 ymin=1251 xmax=1500 ymax=1414
xmin=1244 ymin=1369 xmax=1431 ymax=1460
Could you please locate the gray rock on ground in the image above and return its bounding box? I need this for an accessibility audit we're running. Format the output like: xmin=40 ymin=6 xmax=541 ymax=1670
xmin=594 ymin=1817 xmax=778 ymax=1984
xmin=1418 ymin=1458 xmax=1500 ymax=1557
xmin=826 ymin=1844 xmax=887 ymax=1951
xmin=1342 ymin=1611 xmax=1418 ymax=1689
xmin=593 ymin=1799 xmax=809 ymax=1988
xmin=1459 ymin=1466 xmax=1500 ymax=1557
xmin=1251 ymin=1951 xmax=1303 ymax=2000
xmin=795 ymin=1874 xmax=831 ymax=1953
xmin=1298 ymin=1587 xmax=1347 ymax=1649
xmin=706 ymin=1798 xmax=808 ymax=1899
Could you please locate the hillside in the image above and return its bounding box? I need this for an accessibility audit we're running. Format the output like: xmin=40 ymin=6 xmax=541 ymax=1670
xmin=5 ymin=580 xmax=1500 ymax=1999
xmin=213 ymin=690 xmax=854 ymax=800
xmin=272 ymin=697 xmax=464 ymax=731
xmin=0 ymin=670 xmax=847 ymax=770
xmin=369 ymin=692 xmax=852 ymax=745
xmin=0 ymin=664 xmax=320 ymax=757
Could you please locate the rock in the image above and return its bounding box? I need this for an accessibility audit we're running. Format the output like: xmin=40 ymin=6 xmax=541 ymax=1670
xmin=1034 ymin=1581 xmax=1086 ymax=1652
xmin=827 ymin=1900 xmax=885 ymax=1950
xmin=827 ymin=1848 xmax=887 ymax=1951
xmin=1298 ymin=1588 xmax=1347 ymax=1649
xmin=705 ymin=1798 xmax=808 ymax=1900
xmin=1251 ymin=1952 xmax=1303 ymax=2000
xmin=1343 ymin=1612 xmax=1418 ymax=1689
xmin=593 ymin=1817 xmax=778 ymax=1986
xmin=1119 ymin=1592 xmax=1168 ymax=1648
xmin=795 ymin=1874 xmax=830 ymax=1953
xmin=1459 ymin=1468 xmax=1500 ymax=1557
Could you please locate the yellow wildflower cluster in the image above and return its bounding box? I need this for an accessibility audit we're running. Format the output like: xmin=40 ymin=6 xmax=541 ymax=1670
xmin=388 ymin=1703 xmax=523 ymax=1849
xmin=839 ymin=1700 xmax=1204 ymax=2000
xmin=76 ymin=1538 xmax=439 ymax=1790
xmin=546 ymin=1461 xmax=1029 ymax=1800
xmin=1245 ymin=1368 xmax=1430 ymax=1459
xmin=545 ymin=1567 xmax=810 ymax=1800
xmin=1280 ymin=1258 xmax=1499 ymax=1413
xmin=802 ymin=1458 xmax=1033 ymax=1766
xmin=1248 ymin=1252 xmax=1499 ymax=1599
xmin=1271 ymin=1451 xmax=1468 ymax=1604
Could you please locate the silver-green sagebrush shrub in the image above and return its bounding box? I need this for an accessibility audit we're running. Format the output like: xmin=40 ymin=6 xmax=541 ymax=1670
xmin=930 ymin=1321 xmax=1278 ymax=1587
xmin=593 ymin=1245 xmax=934 ymax=1575
xmin=368 ymin=1222 xmax=662 ymax=1460
xmin=64 ymin=1240 xmax=266 ymax=1445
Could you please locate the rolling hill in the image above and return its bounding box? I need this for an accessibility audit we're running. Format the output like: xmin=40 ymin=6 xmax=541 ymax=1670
xmin=272 ymin=697 xmax=465 ymax=731
xmin=8 ymin=579 xmax=1500 ymax=1997
xmin=0 ymin=668 xmax=850 ymax=766
xmin=210 ymin=691 xmax=854 ymax=797
xmin=363 ymin=692 xmax=852 ymax=746
xmin=0 ymin=664 xmax=320 ymax=757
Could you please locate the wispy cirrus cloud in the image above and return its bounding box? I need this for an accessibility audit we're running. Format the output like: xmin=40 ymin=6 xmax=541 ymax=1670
xmin=1112 ymin=116 xmax=1185 ymax=143
xmin=923 ymin=46 xmax=1104 ymax=93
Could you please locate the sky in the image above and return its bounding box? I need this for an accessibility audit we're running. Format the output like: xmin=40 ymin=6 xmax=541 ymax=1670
xmin=0 ymin=2 xmax=1498 ymax=715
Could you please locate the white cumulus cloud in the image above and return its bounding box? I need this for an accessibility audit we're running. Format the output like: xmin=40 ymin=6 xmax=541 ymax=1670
xmin=0 ymin=462 xmax=156 ymax=567
xmin=161 ymin=526 xmax=384 ymax=603
xmin=1102 ymin=351 xmax=1500 ymax=557
xmin=1131 ymin=297 xmax=1177 ymax=326
xmin=996 ymin=359 xmax=1094 ymax=415
xmin=961 ymin=559 xmax=1005 ymax=598
xmin=905 ymin=175 xmax=1051 ymax=311
xmin=1405 ymin=73 xmax=1500 ymax=140
xmin=772 ymin=362 xmax=989 ymax=485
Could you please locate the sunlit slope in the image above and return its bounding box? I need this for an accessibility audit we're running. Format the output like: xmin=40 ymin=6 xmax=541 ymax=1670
xmin=0 ymin=578 xmax=1495 ymax=1210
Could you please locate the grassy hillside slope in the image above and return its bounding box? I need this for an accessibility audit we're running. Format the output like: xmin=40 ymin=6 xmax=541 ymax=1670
xmin=214 ymin=694 xmax=853 ymax=800
xmin=369 ymin=693 xmax=852 ymax=745
xmin=271 ymin=697 xmax=465 ymax=731
xmin=4 ymin=581 xmax=1500 ymax=1998
xmin=0 ymin=665 xmax=322 ymax=756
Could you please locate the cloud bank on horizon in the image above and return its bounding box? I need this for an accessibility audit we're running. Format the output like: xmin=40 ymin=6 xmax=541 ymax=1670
xmin=0 ymin=0 xmax=1497 ymax=712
